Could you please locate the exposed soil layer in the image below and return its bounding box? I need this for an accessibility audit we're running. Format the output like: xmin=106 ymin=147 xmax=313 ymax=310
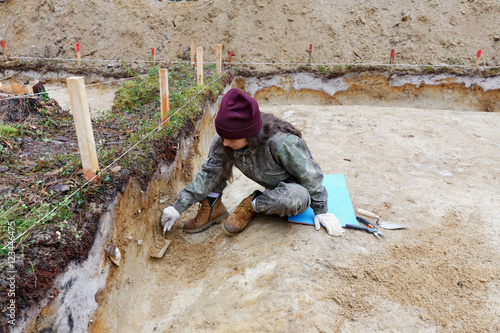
xmin=238 ymin=72 xmax=500 ymax=112
xmin=87 ymin=95 xmax=500 ymax=332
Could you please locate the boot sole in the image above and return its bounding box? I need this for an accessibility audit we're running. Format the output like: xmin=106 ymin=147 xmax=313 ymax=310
xmin=183 ymin=212 xmax=228 ymax=234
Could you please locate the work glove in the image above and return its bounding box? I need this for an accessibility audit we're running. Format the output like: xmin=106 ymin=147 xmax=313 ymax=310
xmin=314 ymin=213 xmax=343 ymax=236
xmin=160 ymin=206 xmax=180 ymax=233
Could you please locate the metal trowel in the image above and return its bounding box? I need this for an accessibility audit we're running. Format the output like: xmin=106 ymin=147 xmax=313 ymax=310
xmin=356 ymin=209 xmax=408 ymax=230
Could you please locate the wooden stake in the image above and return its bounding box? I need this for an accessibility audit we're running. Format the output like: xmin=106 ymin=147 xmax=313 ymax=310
xmin=197 ymin=47 xmax=203 ymax=86
xmin=1 ymin=40 xmax=7 ymax=62
xmin=308 ymin=44 xmax=312 ymax=64
xmin=190 ymin=43 xmax=195 ymax=68
xmin=151 ymin=48 xmax=155 ymax=67
xmin=476 ymin=50 xmax=482 ymax=68
xmin=229 ymin=51 xmax=232 ymax=67
xmin=159 ymin=68 xmax=170 ymax=127
xmin=76 ymin=43 xmax=81 ymax=66
xmin=66 ymin=76 xmax=99 ymax=182
xmin=216 ymin=44 xmax=222 ymax=78
xmin=390 ymin=49 xmax=395 ymax=64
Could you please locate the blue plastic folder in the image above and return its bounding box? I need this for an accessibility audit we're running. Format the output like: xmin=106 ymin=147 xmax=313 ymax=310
xmin=288 ymin=174 xmax=356 ymax=227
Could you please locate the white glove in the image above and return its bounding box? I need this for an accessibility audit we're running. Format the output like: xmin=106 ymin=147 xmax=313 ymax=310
xmin=161 ymin=206 xmax=180 ymax=232
xmin=314 ymin=213 xmax=343 ymax=236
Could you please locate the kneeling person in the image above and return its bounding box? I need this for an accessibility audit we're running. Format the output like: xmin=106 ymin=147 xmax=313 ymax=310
xmin=161 ymin=88 xmax=340 ymax=236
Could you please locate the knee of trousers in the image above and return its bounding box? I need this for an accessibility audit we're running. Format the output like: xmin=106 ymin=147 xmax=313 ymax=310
xmin=255 ymin=182 xmax=311 ymax=217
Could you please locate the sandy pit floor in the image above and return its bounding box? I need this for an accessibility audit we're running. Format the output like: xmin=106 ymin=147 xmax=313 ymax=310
xmin=44 ymin=82 xmax=120 ymax=115
xmin=91 ymin=103 xmax=500 ymax=333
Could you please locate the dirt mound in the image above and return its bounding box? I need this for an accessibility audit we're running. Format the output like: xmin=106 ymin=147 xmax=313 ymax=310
xmin=1 ymin=0 xmax=499 ymax=66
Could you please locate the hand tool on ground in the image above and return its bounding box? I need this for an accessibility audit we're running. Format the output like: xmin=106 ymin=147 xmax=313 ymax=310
xmin=148 ymin=235 xmax=171 ymax=259
xmin=149 ymin=225 xmax=171 ymax=259
xmin=356 ymin=208 xmax=407 ymax=230
xmin=344 ymin=216 xmax=386 ymax=239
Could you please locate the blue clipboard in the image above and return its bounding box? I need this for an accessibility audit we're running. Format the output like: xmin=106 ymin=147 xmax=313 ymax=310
xmin=288 ymin=174 xmax=356 ymax=227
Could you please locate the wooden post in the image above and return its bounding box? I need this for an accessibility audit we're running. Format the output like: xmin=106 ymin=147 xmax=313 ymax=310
xmin=197 ymin=47 xmax=203 ymax=86
xmin=308 ymin=44 xmax=312 ymax=64
xmin=476 ymin=50 xmax=482 ymax=68
xmin=190 ymin=43 xmax=195 ymax=68
xmin=159 ymin=69 xmax=170 ymax=127
xmin=151 ymin=48 xmax=155 ymax=67
xmin=76 ymin=43 xmax=81 ymax=66
xmin=66 ymin=77 xmax=99 ymax=182
xmin=216 ymin=44 xmax=222 ymax=78
xmin=1 ymin=40 xmax=7 ymax=62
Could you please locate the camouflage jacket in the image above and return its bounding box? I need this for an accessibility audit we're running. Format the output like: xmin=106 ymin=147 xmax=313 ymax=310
xmin=173 ymin=131 xmax=328 ymax=215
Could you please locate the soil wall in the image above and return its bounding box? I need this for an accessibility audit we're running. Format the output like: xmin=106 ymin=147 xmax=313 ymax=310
xmin=235 ymin=72 xmax=500 ymax=112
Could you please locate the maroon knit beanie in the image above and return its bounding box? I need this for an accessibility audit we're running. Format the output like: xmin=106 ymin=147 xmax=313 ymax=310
xmin=215 ymin=89 xmax=262 ymax=140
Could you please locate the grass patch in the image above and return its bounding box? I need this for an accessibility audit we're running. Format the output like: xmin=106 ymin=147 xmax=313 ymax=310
xmin=0 ymin=124 xmax=19 ymax=136
xmin=98 ymin=63 xmax=227 ymax=179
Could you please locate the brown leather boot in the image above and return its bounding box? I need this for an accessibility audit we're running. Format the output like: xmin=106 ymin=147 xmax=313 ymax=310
xmin=183 ymin=195 xmax=228 ymax=233
xmin=222 ymin=190 xmax=262 ymax=236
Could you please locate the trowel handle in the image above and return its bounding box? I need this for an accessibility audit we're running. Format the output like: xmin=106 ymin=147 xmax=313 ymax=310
xmin=356 ymin=209 xmax=379 ymax=219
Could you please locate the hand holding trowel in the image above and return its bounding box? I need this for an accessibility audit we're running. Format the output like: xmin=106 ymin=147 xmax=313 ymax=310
xmin=356 ymin=209 xmax=407 ymax=230
xmin=161 ymin=206 xmax=180 ymax=234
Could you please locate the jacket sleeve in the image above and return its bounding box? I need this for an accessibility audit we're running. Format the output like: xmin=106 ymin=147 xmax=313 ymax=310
xmin=173 ymin=135 xmax=227 ymax=214
xmin=272 ymin=135 xmax=328 ymax=215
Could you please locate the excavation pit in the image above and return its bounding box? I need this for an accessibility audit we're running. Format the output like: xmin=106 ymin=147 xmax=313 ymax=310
xmin=15 ymin=72 xmax=500 ymax=333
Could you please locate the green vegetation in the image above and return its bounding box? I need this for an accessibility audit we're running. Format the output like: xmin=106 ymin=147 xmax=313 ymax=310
xmin=445 ymin=58 xmax=460 ymax=66
xmin=317 ymin=65 xmax=327 ymax=75
xmin=0 ymin=198 xmax=74 ymax=255
xmin=422 ymin=65 xmax=434 ymax=73
xmin=40 ymin=88 xmax=50 ymax=103
xmin=101 ymin=63 xmax=227 ymax=175
xmin=114 ymin=67 xmax=161 ymax=112
xmin=0 ymin=62 xmax=229 ymax=250
xmin=0 ymin=124 xmax=18 ymax=136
